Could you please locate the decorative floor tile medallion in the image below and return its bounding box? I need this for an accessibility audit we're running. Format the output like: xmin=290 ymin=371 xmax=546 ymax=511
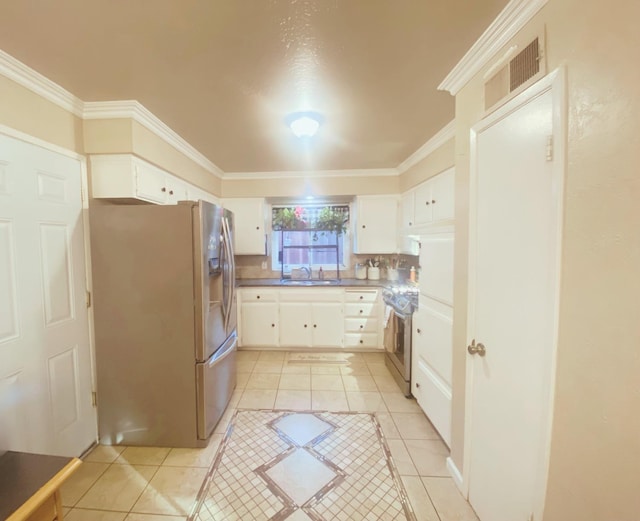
xmin=191 ymin=410 xmax=416 ymax=521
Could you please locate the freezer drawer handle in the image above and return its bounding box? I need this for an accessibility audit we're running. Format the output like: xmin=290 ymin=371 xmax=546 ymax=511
xmin=208 ymin=337 xmax=236 ymax=367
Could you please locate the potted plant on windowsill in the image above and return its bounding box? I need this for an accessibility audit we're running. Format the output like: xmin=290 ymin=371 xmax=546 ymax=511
xmin=314 ymin=207 xmax=347 ymax=234
xmin=273 ymin=206 xmax=307 ymax=230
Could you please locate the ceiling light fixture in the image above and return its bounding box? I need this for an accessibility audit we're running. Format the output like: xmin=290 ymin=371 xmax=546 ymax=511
xmin=286 ymin=111 xmax=324 ymax=138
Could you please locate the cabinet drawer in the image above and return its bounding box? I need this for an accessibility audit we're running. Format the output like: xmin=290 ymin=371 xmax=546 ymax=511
xmin=240 ymin=288 xmax=278 ymax=302
xmin=279 ymin=289 xmax=343 ymax=303
xmin=344 ymin=333 xmax=379 ymax=348
xmin=345 ymin=318 xmax=378 ymax=333
xmin=344 ymin=289 xmax=379 ymax=303
xmin=345 ymin=303 xmax=378 ymax=318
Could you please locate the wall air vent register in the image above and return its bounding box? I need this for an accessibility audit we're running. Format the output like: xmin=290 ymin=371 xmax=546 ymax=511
xmin=484 ymin=36 xmax=545 ymax=111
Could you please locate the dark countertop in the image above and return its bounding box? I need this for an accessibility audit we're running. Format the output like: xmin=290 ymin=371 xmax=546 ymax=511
xmin=236 ymin=278 xmax=395 ymax=288
xmin=0 ymin=451 xmax=76 ymax=519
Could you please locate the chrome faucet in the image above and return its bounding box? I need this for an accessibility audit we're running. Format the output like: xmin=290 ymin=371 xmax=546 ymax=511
xmin=300 ymin=266 xmax=312 ymax=279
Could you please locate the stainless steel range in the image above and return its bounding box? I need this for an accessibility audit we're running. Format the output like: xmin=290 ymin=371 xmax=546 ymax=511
xmin=383 ymin=285 xmax=419 ymax=397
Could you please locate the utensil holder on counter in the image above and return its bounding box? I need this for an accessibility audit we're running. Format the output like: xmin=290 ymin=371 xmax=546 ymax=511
xmin=355 ymin=264 xmax=367 ymax=280
xmin=367 ymin=267 xmax=380 ymax=280
xmin=386 ymin=268 xmax=399 ymax=281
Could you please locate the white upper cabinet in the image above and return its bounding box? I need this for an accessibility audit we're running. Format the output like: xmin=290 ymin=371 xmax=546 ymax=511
xmin=400 ymin=191 xmax=415 ymax=229
xmin=431 ymin=167 xmax=455 ymax=222
xmin=90 ymin=154 xmax=218 ymax=205
xmin=222 ymin=197 xmax=267 ymax=255
xmin=413 ymin=167 xmax=455 ymax=226
xmin=353 ymin=195 xmax=399 ymax=254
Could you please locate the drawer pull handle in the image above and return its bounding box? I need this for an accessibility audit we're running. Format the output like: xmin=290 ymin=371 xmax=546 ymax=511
xmin=161 ymin=187 xmax=167 ymax=192
xmin=359 ymin=296 xmax=363 ymax=300
xmin=416 ymin=382 xmax=421 ymax=388
xmin=304 ymin=324 xmax=308 ymax=328
xmin=169 ymin=190 xmax=174 ymax=195
xmin=359 ymin=340 xmax=363 ymax=344
xmin=359 ymin=309 xmax=363 ymax=314
xmin=359 ymin=325 xmax=363 ymax=329
xmin=257 ymin=295 xmax=260 ymax=299
xmin=271 ymin=323 xmax=275 ymax=327
xmin=416 ymin=328 xmax=422 ymax=334
xmin=313 ymin=324 xmax=317 ymax=328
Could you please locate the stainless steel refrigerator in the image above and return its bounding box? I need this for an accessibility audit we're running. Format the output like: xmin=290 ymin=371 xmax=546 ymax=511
xmin=90 ymin=200 xmax=237 ymax=447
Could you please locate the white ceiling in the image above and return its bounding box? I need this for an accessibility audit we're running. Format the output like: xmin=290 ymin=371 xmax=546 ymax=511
xmin=0 ymin=0 xmax=508 ymax=174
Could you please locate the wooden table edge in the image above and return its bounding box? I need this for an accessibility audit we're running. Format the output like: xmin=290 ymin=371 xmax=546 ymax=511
xmin=6 ymin=457 xmax=82 ymax=521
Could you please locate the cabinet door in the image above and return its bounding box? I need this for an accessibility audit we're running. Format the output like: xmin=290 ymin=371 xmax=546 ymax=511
xmin=413 ymin=180 xmax=433 ymax=225
xmin=419 ymin=231 xmax=454 ymax=306
xmin=431 ymin=168 xmax=455 ymax=222
xmin=240 ymin=302 xmax=279 ymax=347
xmin=222 ymin=198 xmax=266 ymax=255
xmin=135 ymin=163 xmax=168 ymax=204
xmin=311 ymin=302 xmax=343 ymax=347
xmin=400 ymin=190 xmax=415 ymax=229
xmin=354 ymin=196 xmax=398 ymax=254
xmin=166 ymin=177 xmax=189 ymax=204
xmin=411 ymin=304 xmax=452 ymax=445
xmin=279 ymin=303 xmax=312 ymax=347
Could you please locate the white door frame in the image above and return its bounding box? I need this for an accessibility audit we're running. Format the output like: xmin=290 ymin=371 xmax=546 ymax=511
xmin=0 ymin=123 xmax=99 ymax=443
xmin=461 ymin=67 xmax=566 ymax=519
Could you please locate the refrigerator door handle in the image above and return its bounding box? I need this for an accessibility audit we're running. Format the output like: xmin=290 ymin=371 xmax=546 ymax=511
xmin=221 ymin=217 xmax=234 ymax=332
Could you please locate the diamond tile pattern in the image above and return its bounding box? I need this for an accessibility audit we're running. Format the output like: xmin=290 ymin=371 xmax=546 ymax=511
xmin=191 ymin=410 xmax=416 ymax=521
xmin=274 ymin=413 xmax=333 ymax=446
xmin=266 ymin=449 xmax=337 ymax=505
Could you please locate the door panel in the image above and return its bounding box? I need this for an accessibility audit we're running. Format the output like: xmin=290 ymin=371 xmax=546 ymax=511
xmin=0 ymin=133 xmax=96 ymax=456
xmin=39 ymin=223 xmax=74 ymax=325
xmin=0 ymin=220 xmax=19 ymax=343
xmin=419 ymin=232 xmax=454 ymax=305
xmin=468 ymin=88 xmax=558 ymax=521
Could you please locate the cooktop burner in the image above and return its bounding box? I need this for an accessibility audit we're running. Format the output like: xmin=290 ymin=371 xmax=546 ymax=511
xmin=382 ymin=284 xmax=419 ymax=314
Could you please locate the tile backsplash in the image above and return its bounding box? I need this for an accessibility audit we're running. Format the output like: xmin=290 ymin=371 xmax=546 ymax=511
xmin=235 ymin=253 xmax=418 ymax=280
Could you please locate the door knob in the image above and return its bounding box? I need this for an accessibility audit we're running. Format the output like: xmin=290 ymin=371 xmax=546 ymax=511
xmin=467 ymin=339 xmax=486 ymax=356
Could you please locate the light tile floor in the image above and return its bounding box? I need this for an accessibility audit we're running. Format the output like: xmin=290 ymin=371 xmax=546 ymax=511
xmin=61 ymin=350 xmax=478 ymax=521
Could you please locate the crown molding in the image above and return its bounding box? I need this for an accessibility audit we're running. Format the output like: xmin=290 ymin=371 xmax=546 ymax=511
xmin=396 ymin=120 xmax=455 ymax=175
xmin=223 ymin=167 xmax=399 ymax=180
xmin=83 ymin=100 xmax=224 ymax=178
xmin=438 ymin=0 xmax=547 ymax=95
xmin=0 ymin=49 xmax=84 ymax=117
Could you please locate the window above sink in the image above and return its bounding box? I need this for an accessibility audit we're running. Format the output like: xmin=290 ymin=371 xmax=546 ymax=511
xmin=271 ymin=204 xmax=351 ymax=275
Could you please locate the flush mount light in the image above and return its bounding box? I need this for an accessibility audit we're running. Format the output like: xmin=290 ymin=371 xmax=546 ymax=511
xmin=285 ymin=111 xmax=324 ymax=138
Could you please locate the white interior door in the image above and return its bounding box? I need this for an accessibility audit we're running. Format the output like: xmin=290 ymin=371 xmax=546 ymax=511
xmin=466 ymin=75 xmax=563 ymax=521
xmin=0 ymin=133 xmax=96 ymax=456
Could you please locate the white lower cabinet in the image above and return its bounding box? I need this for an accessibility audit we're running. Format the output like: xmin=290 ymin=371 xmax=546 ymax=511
xmin=411 ymin=292 xmax=453 ymax=446
xmin=238 ymin=289 xmax=279 ymax=347
xmin=237 ymin=287 xmax=383 ymax=349
xmin=279 ymin=290 xmax=343 ymax=348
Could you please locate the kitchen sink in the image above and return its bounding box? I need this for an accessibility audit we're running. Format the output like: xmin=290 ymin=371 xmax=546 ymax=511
xmin=280 ymin=279 xmax=340 ymax=286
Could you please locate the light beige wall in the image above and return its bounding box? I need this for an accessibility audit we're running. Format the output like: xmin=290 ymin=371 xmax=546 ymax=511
xmin=398 ymin=137 xmax=455 ymax=192
xmin=451 ymin=2 xmax=640 ymax=520
xmin=222 ymin=174 xmax=399 ymax=198
xmin=131 ymin=122 xmax=221 ymax=195
xmin=83 ymin=118 xmax=134 ymax=154
xmin=0 ymin=75 xmax=83 ymax=152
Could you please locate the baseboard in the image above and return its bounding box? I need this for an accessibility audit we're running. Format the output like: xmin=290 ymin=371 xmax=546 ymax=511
xmin=447 ymin=456 xmax=465 ymax=495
